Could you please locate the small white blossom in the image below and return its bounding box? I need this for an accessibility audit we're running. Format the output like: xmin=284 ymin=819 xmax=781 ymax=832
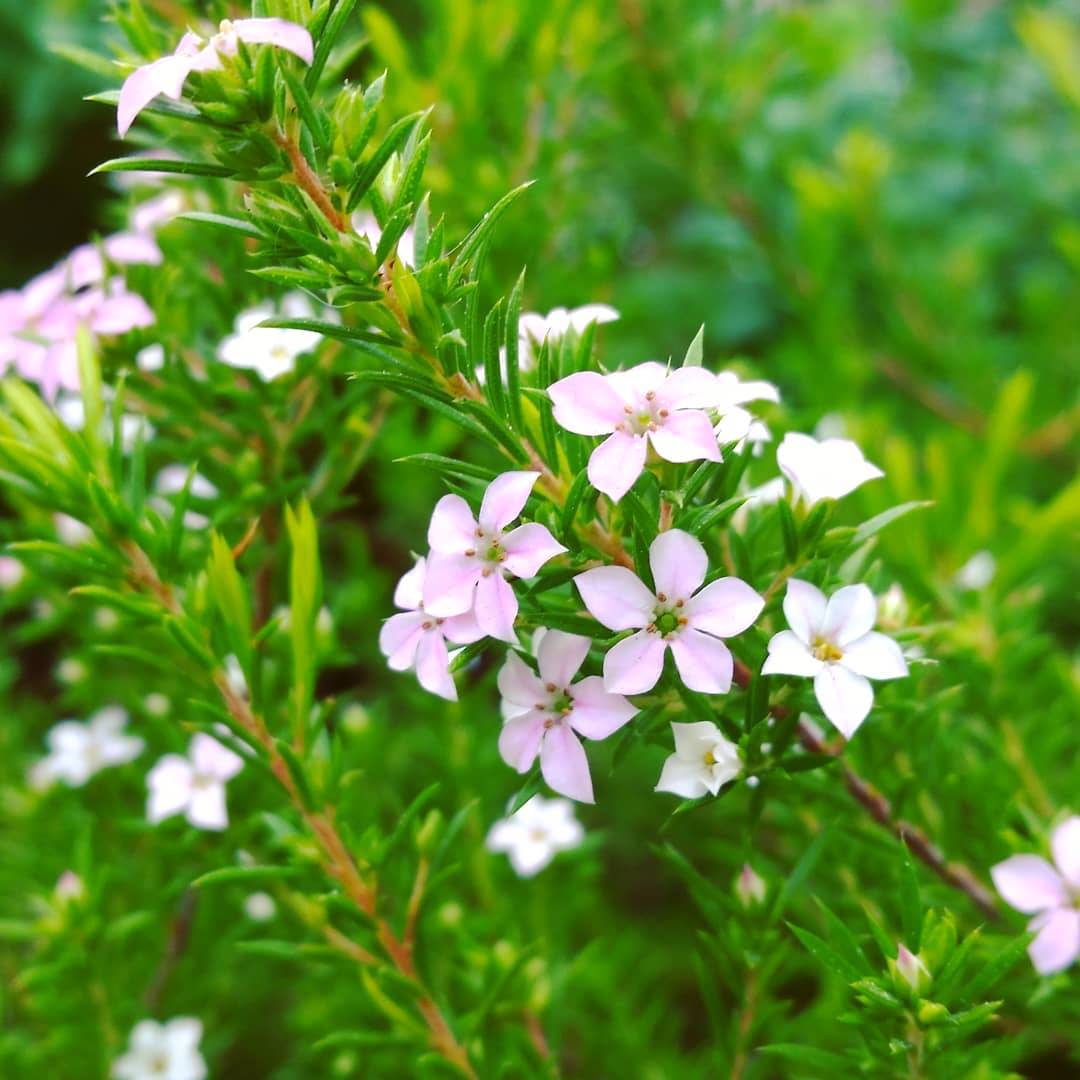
xmin=516 ymin=304 xmax=619 ymax=370
xmin=30 ymin=706 xmax=144 ymax=789
xmin=244 ymin=892 xmax=277 ymax=921
xmin=955 ymin=550 xmax=996 ymax=591
xmin=144 ymin=692 xmax=170 ymax=718
xmin=146 ymin=733 xmax=243 ymax=831
xmin=136 ymin=343 xmax=166 ymax=372
xmin=0 ymin=554 xmax=25 ymax=588
xmin=776 ymin=432 xmax=884 ymax=506
xmin=485 ymin=795 xmax=584 ymax=877
xmin=217 ymin=292 xmax=323 ymax=380
xmin=655 ymin=721 xmax=741 ymax=798
xmin=112 ymin=1017 xmax=207 ymax=1080
xmin=55 ymin=513 xmax=92 ymax=546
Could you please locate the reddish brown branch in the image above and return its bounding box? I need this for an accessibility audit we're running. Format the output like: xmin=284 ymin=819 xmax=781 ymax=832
xmin=273 ymin=131 xmax=347 ymax=232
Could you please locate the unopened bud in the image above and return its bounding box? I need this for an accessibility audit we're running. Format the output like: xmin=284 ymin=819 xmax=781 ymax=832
xmin=892 ymin=944 xmax=931 ymax=995
xmin=735 ymin=864 xmax=767 ymax=908
xmin=916 ymin=1000 xmax=949 ymax=1026
xmin=416 ymin=809 xmax=443 ymax=856
xmin=54 ymin=871 xmax=85 ymax=903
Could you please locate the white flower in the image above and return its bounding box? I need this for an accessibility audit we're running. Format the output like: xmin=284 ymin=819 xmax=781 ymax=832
xmin=485 ymin=795 xmax=584 ymax=877
xmin=655 ymin=721 xmax=741 ymax=798
xmin=516 ymin=305 xmax=619 ymax=371
xmin=146 ymin=734 xmax=243 ymax=831
xmin=55 ymin=513 xmax=92 ymax=546
xmin=30 ymin=706 xmax=144 ymax=789
xmin=955 ymin=550 xmax=996 ymax=591
xmin=112 ymin=1017 xmax=207 ymax=1080
xmin=0 ymin=555 xmax=25 ymax=588
xmin=351 ymin=210 xmax=415 ymax=268
xmin=244 ymin=892 xmax=276 ymax=921
xmin=711 ymin=372 xmax=780 ymax=454
xmin=762 ymin=580 xmax=908 ymax=738
xmin=776 ymin=432 xmax=884 ymax=506
xmin=217 ymin=292 xmax=322 ymax=380
xmin=152 ymin=465 xmax=217 ymax=530
xmin=136 ymin=343 xmax=166 ymax=372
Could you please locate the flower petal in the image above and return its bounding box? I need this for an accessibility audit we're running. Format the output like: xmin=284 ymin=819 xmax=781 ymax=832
xmin=498 ymin=712 xmax=546 ymax=773
xmin=822 ymin=584 xmax=878 ymax=646
xmin=841 ymin=632 xmax=908 ymax=681
xmin=497 ymin=651 xmax=546 ymax=709
xmin=427 ymin=493 xmax=478 ymax=553
xmin=1028 ymin=907 xmax=1080 ymax=975
xmin=662 ymin=367 xmax=723 ymax=409
xmin=548 ymin=371 xmax=625 ymax=435
xmin=684 ymin=576 xmax=764 ymax=637
xmin=648 ymin=409 xmax=722 ymax=464
xmin=187 ymin=780 xmax=228 ymax=831
xmin=393 ymin=558 xmax=426 ymax=610
xmin=500 ymin=522 xmax=566 ymax=579
xmin=441 ymin=608 xmax=484 ymax=645
xmin=649 ymin=529 xmax=708 ymax=600
xmin=568 ymin=303 xmax=619 ymax=331
xmin=117 ymin=55 xmax=193 ymax=136
xmin=761 ymin=630 xmax=823 ymax=677
xmin=813 ymin=665 xmax=874 ymax=738
xmin=567 ymin=676 xmax=637 ymax=739
xmin=379 ymin=611 xmax=426 ymax=669
xmin=536 ymin=630 xmax=590 ymax=687
xmin=191 ymin=733 xmax=243 ymax=781
xmin=587 ymin=430 xmax=648 ymax=502
xmin=415 ymin=631 xmax=457 ymax=701
xmin=606 ymin=361 xmax=669 ymax=402
xmin=1051 ymin=817 xmax=1080 ymax=889
xmin=478 ymin=470 xmax=539 ymax=533
xmin=422 ymin=553 xmax=480 ymax=617
xmin=575 ymin=566 xmax=655 ymax=631
xmin=991 ymin=855 xmax=1069 ymax=914
xmin=540 ymin=724 xmax=594 ymax=803
xmin=655 ymin=753 xmax=710 ymax=798
xmin=474 ymin=571 xmax=519 ymax=642
xmin=146 ymin=755 xmax=193 ymax=822
xmin=602 ymin=630 xmax=667 ymax=695
xmin=234 ymin=17 xmax=315 ymax=63
xmin=783 ymin=579 xmax=827 ymax=644
xmin=670 ymin=629 xmax=734 ymax=694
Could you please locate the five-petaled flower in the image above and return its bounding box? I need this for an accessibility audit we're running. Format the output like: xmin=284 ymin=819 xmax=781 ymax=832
xmin=112 ymin=1016 xmax=207 ymax=1080
xmin=762 ymin=580 xmax=908 ymax=737
xmin=217 ymin=292 xmax=325 ymax=381
xmin=379 ymin=557 xmax=484 ymax=701
xmin=485 ymin=794 xmax=584 ymax=877
xmin=29 ymin=706 xmax=144 ymax=790
xmin=992 ymin=818 xmax=1080 ymax=975
xmin=575 ymin=529 xmax=764 ymax=695
xmin=146 ymin=734 xmax=243 ymax=831
xmin=776 ymin=432 xmax=884 ymax=506
xmin=549 ymin=362 xmax=722 ymax=502
xmin=497 ymin=630 xmax=637 ymax=803
xmin=117 ymin=18 xmax=314 ymax=136
xmin=423 ymin=471 xmax=566 ymax=642
xmin=655 ymin=721 xmax=741 ymax=798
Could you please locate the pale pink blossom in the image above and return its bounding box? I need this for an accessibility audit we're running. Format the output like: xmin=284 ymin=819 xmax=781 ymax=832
xmin=711 ymin=371 xmax=779 ymax=451
xmin=118 ymin=18 xmax=313 ymax=136
xmin=776 ymin=432 xmax=884 ymax=506
xmin=423 ymin=471 xmax=566 ymax=642
xmin=549 ymin=362 xmax=722 ymax=502
xmin=497 ymin=630 xmax=637 ymax=803
xmin=146 ymin=734 xmax=243 ymax=831
xmin=992 ymin=818 xmax=1080 ymax=975
xmin=485 ymin=795 xmax=584 ymax=877
xmin=379 ymin=557 xmax=484 ymax=701
xmin=762 ymin=580 xmax=908 ymax=737
xmin=575 ymin=529 xmax=764 ymax=695
xmin=29 ymin=706 xmax=144 ymax=789
xmin=655 ymin=721 xmax=741 ymax=798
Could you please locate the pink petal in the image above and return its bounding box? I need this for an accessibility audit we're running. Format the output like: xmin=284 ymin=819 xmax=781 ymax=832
xmin=540 ymin=724 xmax=594 ymax=803
xmin=822 ymin=584 xmax=877 ymax=646
xmin=669 ymin=629 xmax=734 ymax=693
xmin=684 ymin=576 xmax=764 ymax=638
xmin=393 ymin=559 xmax=425 ymax=610
xmin=813 ymin=665 xmax=874 ymax=738
xmin=548 ymin=372 xmax=626 ymax=435
xmin=500 ymin=522 xmax=566 ymax=579
xmin=415 ymin=632 xmax=456 ymax=701
xmin=441 ymin=608 xmax=484 ymax=644
xmin=567 ymin=676 xmax=637 ymax=739
xmin=602 ymin=630 xmax=667 ymax=695
xmin=991 ymin=855 xmax=1069 ymax=914
xmin=498 ymin=651 xmax=546 ymax=709
xmin=537 ymin=631 xmax=590 ymax=687
xmin=474 ymin=571 xmax=518 ymax=642
xmin=1028 ymin=908 xmax=1080 ymax=975
xmin=648 ymin=409 xmax=722 ymax=464
xmin=567 ymin=303 xmax=619 ymax=331
xmin=191 ymin=733 xmax=243 ymax=780
xmin=587 ymin=430 xmax=647 ymax=502
xmin=649 ymin=529 xmax=708 ymax=601
xmin=606 ymin=361 xmax=668 ymax=402
xmin=1051 ymin=817 xmax=1080 ymax=889
xmin=783 ymin=579 xmax=827 ymax=644
xmin=187 ymin=781 xmax=228 ymax=831
xmin=379 ymin=611 xmax=426 ymax=669
xmin=427 ymin=493 xmax=478 ymax=553
xmin=761 ymin=630 xmax=823 ymax=677
xmin=840 ymin=632 xmax=908 ymax=681
xmin=234 ymin=17 xmax=315 ymax=64
xmin=104 ymin=232 xmax=163 ymax=266
xmin=478 ymin=470 xmax=539 ymax=533
xmin=574 ymin=566 xmax=655 ymax=631
xmin=117 ymin=55 xmax=194 ymax=136
xmin=422 ymin=553 xmax=480 ymax=617
xmin=88 ymin=291 xmax=155 ymax=335
xmin=662 ymin=367 xmax=723 ymax=409
xmin=498 ymin=712 xmax=546 ymax=772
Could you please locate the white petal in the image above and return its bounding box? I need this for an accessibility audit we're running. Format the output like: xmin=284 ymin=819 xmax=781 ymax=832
xmin=991 ymin=855 xmax=1069 ymax=914
xmin=821 ymin=584 xmax=877 ymax=646
xmin=1051 ymin=817 xmax=1080 ymax=889
xmin=146 ymin=756 xmax=194 ymax=822
xmin=782 ymin=579 xmax=826 ymax=644
xmin=1028 ymin=908 xmax=1080 ymax=975
xmin=655 ymin=754 xmax=710 ymax=799
xmin=813 ymin=665 xmax=874 ymax=738
xmin=841 ymin=632 xmax=908 ymax=681
xmin=187 ymin=781 xmax=228 ymax=831
xmin=684 ymin=577 xmax=764 ymax=638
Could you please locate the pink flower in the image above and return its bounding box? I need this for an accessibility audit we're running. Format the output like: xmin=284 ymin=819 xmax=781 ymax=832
xmin=423 ymin=471 xmax=567 ymax=642
xmin=575 ymin=529 xmax=764 ymax=695
xmin=118 ymin=18 xmax=314 ymax=136
xmin=146 ymin=734 xmax=243 ymax=831
xmin=549 ymin=362 xmax=722 ymax=502
xmin=379 ymin=557 xmax=484 ymax=701
xmin=761 ymin=580 xmax=908 ymax=738
xmin=992 ymin=818 xmax=1080 ymax=975
xmin=497 ymin=631 xmax=637 ymax=803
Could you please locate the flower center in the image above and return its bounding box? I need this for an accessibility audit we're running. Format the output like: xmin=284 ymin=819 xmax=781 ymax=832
xmin=615 ymin=390 xmax=671 ymax=435
xmin=192 ymin=773 xmax=214 ymax=791
xmin=703 ymin=750 xmax=717 ymax=766
xmin=811 ymin=638 xmax=844 ymax=662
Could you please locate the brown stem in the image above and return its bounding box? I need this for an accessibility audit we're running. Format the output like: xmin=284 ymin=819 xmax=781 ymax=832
xmin=731 ymin=660 xmax=1000 ymax=920
xmin=273 ymin=131 xmax=348 ymax=233
xmin=729 ymin=966 xmax=759 ymax=1080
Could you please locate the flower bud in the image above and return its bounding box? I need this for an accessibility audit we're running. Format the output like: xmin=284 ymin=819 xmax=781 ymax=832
xmin=891 ymin=944 xmax=931 ymax=995
xmin=878 ymin=583 xmax=908 ymax=629
xmin=916 ymin=1000 xmax=950 ymax=1026
xmin=734 ymin=864 xmax=767 ymax=908
xmin=54 ymin=871 xmax=85 ymax=903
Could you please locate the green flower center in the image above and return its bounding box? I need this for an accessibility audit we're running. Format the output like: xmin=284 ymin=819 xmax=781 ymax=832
xmin=655 ymin=611 xmax=680 ymax=636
